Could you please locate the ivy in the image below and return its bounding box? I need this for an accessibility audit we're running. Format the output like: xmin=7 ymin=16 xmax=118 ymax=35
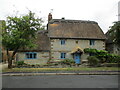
xmin=84 ymin=48 xmax=120 ymax=63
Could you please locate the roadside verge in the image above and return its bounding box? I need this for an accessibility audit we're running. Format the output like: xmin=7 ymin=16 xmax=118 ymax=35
xmin=2 ymin=71 xmax=120 ymax=76
xmin=2 ymin=67 xmax=120 ymax=76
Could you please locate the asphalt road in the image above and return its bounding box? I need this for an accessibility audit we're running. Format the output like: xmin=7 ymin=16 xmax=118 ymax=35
xmin=2 ymin=75 xmax=119 ymax=88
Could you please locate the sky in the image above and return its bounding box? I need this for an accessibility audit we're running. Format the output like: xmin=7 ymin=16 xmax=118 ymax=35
xmin=0 ymin=0 xmax=119 ymax=33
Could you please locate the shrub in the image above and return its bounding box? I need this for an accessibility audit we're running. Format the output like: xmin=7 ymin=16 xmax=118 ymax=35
xmin=87 ymin=56 xmax=99 ymax=66
xmin=16 ymin=61 xmax=25 ymax=66
xmin=106 ymin=54 xmax=120 ymax=63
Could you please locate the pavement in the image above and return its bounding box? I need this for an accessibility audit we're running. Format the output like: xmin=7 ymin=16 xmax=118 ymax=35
xmin=0 ymin=63 xmax=8 ymax=71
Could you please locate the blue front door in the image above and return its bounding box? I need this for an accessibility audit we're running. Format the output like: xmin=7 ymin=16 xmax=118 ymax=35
xmin=74 ymin=53 xmax=80 ymax=64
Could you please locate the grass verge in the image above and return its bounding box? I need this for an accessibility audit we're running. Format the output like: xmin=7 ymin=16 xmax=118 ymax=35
xmin=2 ymin=67 xmax=120 ymax=73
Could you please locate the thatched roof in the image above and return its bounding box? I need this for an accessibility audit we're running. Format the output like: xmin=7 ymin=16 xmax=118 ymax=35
xmin=36 ymin=30 xmax=50 ymax=51
xmin=18 ymin=30 xmax=50 ymax=52
xmin=48 ymin=19 xmax=106 ymax=40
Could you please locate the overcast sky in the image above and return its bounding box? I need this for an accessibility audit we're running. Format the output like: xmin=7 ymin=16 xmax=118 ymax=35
xmin=0 ymin=0 xmax=119 ymax=33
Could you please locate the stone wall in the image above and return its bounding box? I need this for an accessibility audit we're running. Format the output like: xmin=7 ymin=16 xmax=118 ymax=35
xmin=50 ymin=39 xmax=105 ymax=62
xmin=16 ymin=52 xmax=49 ymax=65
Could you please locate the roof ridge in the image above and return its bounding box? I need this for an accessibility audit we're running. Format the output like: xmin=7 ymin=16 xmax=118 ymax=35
xmin=50 ymin=19 xmax=97 ymax=24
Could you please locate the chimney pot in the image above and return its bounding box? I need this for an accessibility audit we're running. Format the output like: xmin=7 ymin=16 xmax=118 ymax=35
xmin=62 ymin=17 xmax=65 ymax=19
xmin=48 ymin=13 xmax=52 ymax=22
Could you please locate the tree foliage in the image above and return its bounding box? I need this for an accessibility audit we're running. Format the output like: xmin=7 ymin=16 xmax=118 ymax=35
xmin=108 ymin=21 xmax=120 ymax=46
xmin=2 ymin=11 xmax=45 ymax=68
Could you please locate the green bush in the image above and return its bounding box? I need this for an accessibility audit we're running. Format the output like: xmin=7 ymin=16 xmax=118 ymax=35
xmin=106 ymin=54 xmax=120 ymax=63
xmin=16 ymin=61 xmax=25 ymax=66
xmin=87 ymin=56 xmax=99 ymax=66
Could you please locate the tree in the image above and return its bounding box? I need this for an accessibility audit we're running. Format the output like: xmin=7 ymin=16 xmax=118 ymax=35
xmin=2 ymin=11 xmax=45 ymax=68
xmin=109 ymin=21 xmax=120 ymax=47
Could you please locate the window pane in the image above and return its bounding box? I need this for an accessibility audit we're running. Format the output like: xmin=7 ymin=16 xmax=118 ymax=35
xmin=33 ymin=53 xmax=37 ymax=58
xmin=30 ymin=53 xmax=33 ymax=58
xmin=61 ymin=53 xmax=66 ymax=59
xmin=61 ymin=53 xmax=63 ymax=58
xmin=90 ymin=40 xmax=92 ymax=45
xmin=89 ymin=53 xmax=94 ymax=56
xmin=26 ymin=53 xmax=29 ymax=58
xmin=61 ymin=40 xmax=62 ymax=44
xmin=26 ymin=52 xmax=37 ymax=59
xmin=64 ymin=53 xmax=66 ymax=58
xmin=93 ymin=40 xmax=94 ymax=45
xmin=61 ymin=40 xmax=65 ymax=45
xmin=90 ymin=40 xmax=95 ymax=45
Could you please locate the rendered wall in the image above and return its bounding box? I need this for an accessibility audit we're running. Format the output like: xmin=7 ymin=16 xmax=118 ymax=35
xmin=17 ymin=52 xmax=49 ymax=65
xmin=50 ymin=39 xmax=105 ymax=62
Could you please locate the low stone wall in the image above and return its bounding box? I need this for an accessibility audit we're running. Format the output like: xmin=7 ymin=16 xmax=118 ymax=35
xmin=23 ymin=59 xmax=48 ymax=65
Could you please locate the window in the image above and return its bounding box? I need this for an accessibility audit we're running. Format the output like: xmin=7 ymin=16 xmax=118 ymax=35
xmin=26 ymin=52 xmax=37 ymax=59
xmin=90 ymin=40 xmax=95 ymax=45
xmin=89 ymin=53 xmax=94 ymax=56
xmin=60 ymin=53 xmax=66 ymax=59
xmin=76 ymin=41 xmax=78 ymax=44
xmin=61 ymin=40 xmax=65 ymax=45
xmin=117 ymin=48 xmax=120 ymax=51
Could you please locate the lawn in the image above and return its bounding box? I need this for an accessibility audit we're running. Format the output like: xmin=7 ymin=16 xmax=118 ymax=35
xmin=2 ymin=67 xmax=120 ymax=73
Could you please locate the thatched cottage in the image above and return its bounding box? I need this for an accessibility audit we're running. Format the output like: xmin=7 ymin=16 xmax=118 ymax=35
xmin=17 ymin=13 xmax=106 ymax=65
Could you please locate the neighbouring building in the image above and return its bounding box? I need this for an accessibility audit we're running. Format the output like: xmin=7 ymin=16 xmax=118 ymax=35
xmin=105 ymin=1 xmax=120 ymax=55
xmin=16 ymin=13 xmax=106 ymax=65
xmin=106 ymin=30 xmax=120 ymax=55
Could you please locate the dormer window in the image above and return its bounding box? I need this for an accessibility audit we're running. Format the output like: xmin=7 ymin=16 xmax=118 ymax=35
xmin=61 ymin=40 xmax=65 ymax=45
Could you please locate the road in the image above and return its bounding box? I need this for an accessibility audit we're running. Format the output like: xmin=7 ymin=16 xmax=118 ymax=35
xmin=2 ymin=75 xmax=119 ymax=88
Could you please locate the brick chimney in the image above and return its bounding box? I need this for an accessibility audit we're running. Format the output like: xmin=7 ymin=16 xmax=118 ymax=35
xmin=48 ymin=13 xmax=52 ymax=22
